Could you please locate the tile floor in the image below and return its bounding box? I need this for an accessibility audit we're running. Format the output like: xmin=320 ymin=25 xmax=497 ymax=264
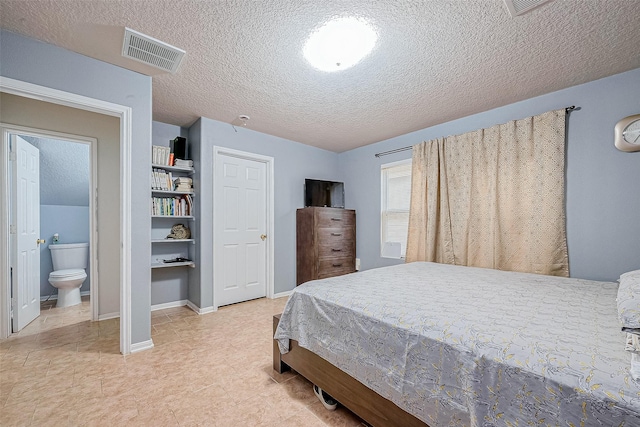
xmin=0 ymin=296 xmax=366 ymax=426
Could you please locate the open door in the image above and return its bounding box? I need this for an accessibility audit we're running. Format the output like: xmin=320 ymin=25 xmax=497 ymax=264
xmin=11 ymin=135 xmax=41 ymax=331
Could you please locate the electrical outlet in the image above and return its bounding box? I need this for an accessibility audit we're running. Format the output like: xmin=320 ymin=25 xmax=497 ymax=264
xmin=355 ymin=258 xmax=361 ymax=271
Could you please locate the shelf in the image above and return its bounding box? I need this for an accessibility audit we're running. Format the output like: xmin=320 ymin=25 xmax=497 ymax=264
xmin=151 ymin=163 xmax=194 ymax=174
xmin=151 ymin=190 xmax=194 ymax=195
xmin=151 ymin=261 xmax=195 ymax=269
xmin=151 ymin=153 xmax=196 ymax=277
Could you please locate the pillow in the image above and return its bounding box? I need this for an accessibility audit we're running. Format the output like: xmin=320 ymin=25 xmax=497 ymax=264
xmin=632 ymin=353 xmax=640 ymax=381
xmin=617 ymin=269 xmax=640 ymax=329
xmin=626 ymin=333 xmax=640 ymax=353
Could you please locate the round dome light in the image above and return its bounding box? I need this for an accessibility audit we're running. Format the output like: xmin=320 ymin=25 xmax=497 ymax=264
xmin=303 ymin=17 xmax=377 ymax=72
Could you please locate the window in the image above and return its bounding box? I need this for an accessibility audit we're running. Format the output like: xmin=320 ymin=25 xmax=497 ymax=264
xmin=381 ymin=160 xmax=412 ymax=258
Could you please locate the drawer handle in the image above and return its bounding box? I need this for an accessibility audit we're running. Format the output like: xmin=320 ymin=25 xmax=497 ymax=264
xmin=331 ymin=233 xmax=342 ymax=236
xmin=332 ymin=263 xmax=343 ymax=267
xmin=331 ymin=218 xmax=342 ymax=221
xmin=331 ymin=249 xmax=342 ymax=252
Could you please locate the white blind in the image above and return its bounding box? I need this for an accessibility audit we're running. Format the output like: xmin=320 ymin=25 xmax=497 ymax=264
xmin=381 ymin=161 xmax=412 ymax=257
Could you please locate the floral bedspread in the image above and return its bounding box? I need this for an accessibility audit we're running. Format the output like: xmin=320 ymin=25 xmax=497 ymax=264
xmin=274 ymin=262 xmax=640 ymax=426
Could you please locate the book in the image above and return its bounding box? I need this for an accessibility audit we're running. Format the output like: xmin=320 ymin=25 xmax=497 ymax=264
xmin=170 ymin=137 xmax=186 ymax=160
xmin=174 ymin=159 xmax=193 ymax=167
xmin=153 ymin=169 xmax=161 ymax=190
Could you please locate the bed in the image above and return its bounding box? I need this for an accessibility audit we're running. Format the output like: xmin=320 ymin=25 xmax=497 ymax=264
xmin=273 ymin=262 xmax=640 ymax=426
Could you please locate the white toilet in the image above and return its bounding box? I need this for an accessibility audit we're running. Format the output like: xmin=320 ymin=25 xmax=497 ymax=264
xmin=48 ymin=243 xmax=89 ymax=308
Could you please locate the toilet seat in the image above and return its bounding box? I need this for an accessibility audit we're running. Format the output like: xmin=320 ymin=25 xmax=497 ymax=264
xmin=49 ymin=269 xmax=86 ymax=280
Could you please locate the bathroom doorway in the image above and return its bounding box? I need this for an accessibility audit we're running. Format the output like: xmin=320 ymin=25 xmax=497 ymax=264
xmin=5 ymin=126 xmax=98 ymax=332
xmin=0 ymin=78 xmax=133 ymax=354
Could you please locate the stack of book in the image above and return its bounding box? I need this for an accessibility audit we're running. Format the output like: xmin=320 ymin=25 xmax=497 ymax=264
xmin=174 ymin=159 xmax=193 ymax=168
xmin=152 ymin=138 xmax=190 ymax=167
xmin=173 ymin=177 xmax=193 ymax=192
xmin=152 ymin=145 xmax=173 ymax=166
xmin=151 ymin=195 xmax=193 ymax=216
xmin=151 ymin=168 xmax=174 ymax=191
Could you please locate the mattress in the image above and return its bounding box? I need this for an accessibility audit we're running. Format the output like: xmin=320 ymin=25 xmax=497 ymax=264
xmin=274 ymin=262 xmax=640 ymax=426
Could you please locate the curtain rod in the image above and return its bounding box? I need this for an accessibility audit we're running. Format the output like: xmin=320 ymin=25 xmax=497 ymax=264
xmin=374 ymin=106 xmax=578 ymax=158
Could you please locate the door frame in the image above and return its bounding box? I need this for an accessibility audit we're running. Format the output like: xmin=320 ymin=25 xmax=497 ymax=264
xmin=3 ymin=125 xmax=99 ymax=326
xmin=212 ymin=146 xmax=274 ymax=310
xmin=0 ymin=77 xmax=133 ymax=355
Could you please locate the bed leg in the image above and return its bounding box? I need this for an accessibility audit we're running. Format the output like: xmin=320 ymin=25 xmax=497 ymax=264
xmin=273 ymin=314 xmax=290 ymax=374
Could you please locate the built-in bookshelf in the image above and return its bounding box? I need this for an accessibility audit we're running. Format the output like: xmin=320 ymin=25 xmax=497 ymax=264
xmin=151 ymin=153 xmax=195 ymax=269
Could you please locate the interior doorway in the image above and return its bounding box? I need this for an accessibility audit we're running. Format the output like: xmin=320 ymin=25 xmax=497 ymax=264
xmin=6 ymin=128 xmax=97 ymax=332
xmin=213 ymin=146 xmax=274 ymax=309
xmin=0 ymin=78 xmax=134 ymax=354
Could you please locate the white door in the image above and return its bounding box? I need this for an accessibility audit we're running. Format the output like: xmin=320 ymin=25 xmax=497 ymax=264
xmin=12 ymin=135 xmax=41 ymax=331
xmin=214 ymin=153 xmax=267 ymax=306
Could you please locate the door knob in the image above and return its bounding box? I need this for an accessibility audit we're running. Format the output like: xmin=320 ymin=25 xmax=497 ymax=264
xmin=260 ymin=234 xmax=267 ymax=241
xmin=36 ymin=239 xmax=45 ymax=245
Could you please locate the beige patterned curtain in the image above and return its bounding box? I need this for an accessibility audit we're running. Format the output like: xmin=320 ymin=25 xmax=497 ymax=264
xmin=405 ymin=109 xmax=569 ymax=276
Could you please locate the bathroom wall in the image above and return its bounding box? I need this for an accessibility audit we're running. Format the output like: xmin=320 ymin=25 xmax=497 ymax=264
xmin=21 ymin=135 xmax=91 ymax=298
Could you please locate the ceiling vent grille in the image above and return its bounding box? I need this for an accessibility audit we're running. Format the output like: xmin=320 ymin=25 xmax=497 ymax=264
xmin=122 ymin=28 xmax=185 ymax=73
xmin=504 ymin=0 xmax=553 ymax=17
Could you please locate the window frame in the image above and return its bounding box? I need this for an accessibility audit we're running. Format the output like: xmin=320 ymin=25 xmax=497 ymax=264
xmin=380 ymin=158 xmax=412 ymax=259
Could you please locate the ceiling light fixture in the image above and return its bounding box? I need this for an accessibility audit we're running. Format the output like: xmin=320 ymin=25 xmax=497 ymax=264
xmin=303 ymin=17 xmax=377 ymax=72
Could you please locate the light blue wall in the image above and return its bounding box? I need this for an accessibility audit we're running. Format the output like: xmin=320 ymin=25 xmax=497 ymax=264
xmin=187 ymin=119 xmax=203 ymax=307
xmin=339 ymin=67 xmax=640 ymax=282
xmin=151 ymin=121 xmax=190 ymax=306
xmin=40 ymin=205 xmax=91 ymax=297
xmin=1 ymin=30 xmax=153 ymax=345
xmin=188 ymin=117 xmax=341 ymax=308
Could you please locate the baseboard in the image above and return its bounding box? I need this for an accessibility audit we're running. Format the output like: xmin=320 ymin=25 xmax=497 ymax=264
xmin=185 ymin=300 xmax=216 ymax=315
xmin=272 ymin=290 xmax=293 ymax=299
xmin=40 ymin=290 xmax=90 ymax=302
xmin=130 ymin=339 xmax=154 ymax=354
xmin=151 ymin=299 xmax=188 ymax=312
xmin=98 ymin=311 xmax=120 ymax=321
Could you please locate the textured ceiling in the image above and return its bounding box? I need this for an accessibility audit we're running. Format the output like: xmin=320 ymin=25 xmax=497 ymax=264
xmin=2 ymin=0 xmax=639 ymax=152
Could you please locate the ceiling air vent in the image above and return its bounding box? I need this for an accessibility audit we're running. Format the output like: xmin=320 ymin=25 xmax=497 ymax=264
xmin=504 ymin=0 xmax=553 ymax=17
xmin=122 ymin=28 xmax=185 ymax=73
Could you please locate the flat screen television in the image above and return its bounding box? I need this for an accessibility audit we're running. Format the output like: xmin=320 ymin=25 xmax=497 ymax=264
xmin=304 ymin=179 xmax=344 ymax=208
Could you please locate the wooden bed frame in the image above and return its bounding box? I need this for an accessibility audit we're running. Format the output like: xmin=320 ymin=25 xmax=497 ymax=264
xmin=273 ymin=314 xmax=428 ymax=427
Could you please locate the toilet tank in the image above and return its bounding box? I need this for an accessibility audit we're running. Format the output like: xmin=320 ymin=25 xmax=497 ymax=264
xmin=49 ymin=243 xmax=89 ymax=271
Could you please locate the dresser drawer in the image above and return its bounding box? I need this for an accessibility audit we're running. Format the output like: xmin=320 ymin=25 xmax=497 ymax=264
xmin=317 ymin=227 xmax=355 ymax=244
xmin=316 ymin=209 xmax=355 ymax=228
xmin=318 ymin=238 xmax=355 ymax=259
xmin=318 ymin=257 xmax=355 ymax=279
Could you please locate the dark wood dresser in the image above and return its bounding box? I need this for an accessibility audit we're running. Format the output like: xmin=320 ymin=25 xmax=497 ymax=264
xmin=296 ymin=207 xmax=356 ymax=285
